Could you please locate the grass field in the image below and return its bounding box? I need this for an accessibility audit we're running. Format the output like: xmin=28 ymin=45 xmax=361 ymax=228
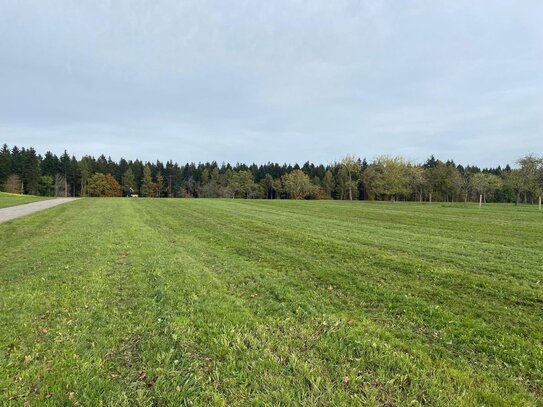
xmin=0 ymin=199 xmax=542 ymax=406
xmin=0 ymin=192 xmax=50 ymax=209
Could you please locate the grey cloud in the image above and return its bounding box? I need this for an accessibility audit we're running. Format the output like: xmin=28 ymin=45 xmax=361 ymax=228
xmin=1 ymin=0 xmax=542 ymax=167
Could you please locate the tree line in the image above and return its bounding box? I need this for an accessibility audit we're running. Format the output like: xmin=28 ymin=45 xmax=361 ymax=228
xmin=1 ymin=144 xmax=542 ymax=204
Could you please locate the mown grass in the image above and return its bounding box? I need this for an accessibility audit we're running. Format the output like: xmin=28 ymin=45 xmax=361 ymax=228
xmin=0 ymin=199 xmax=541 ymax=406
xmin=0 ymin=192 xmax=50 ymax=209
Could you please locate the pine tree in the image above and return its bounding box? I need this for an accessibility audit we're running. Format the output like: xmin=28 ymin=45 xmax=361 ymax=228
xmin=122 ymin=167 xmax=136 ymax=196
xmin=140 ymin=165 xmax=155 ymax=197
xmin=21 ymin=148 xmax=40 ymax=194
xmin=0 ymin=144 xmax=11 ymax=189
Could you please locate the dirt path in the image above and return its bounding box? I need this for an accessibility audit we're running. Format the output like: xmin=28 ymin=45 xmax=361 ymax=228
xmin=0 ymin=198 xmax=80 ymax=224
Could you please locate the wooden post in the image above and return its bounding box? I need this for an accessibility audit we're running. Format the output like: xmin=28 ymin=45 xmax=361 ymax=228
xmin=539 ymin=195 xmax=542 ymax=211
xmin=479 ymin=194 xmax=483 ymax=209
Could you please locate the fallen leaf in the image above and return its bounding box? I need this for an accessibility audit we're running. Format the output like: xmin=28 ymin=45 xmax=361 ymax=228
xmin=342 ymin=376 xmax=350 ymax=384
xmin=138 ymin=370 xmax=146 ymax=381
xmin=176 ymin=385 xmax=181 ymax=392
xmin=24 ymin=355 xmax=33 ymax=362
xmin=67 ymin=392 xmax=75 ymax=400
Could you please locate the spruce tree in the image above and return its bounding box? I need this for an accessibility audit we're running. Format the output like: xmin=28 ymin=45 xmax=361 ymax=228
xmin=140 ymin=165 xmax=155 ymax=197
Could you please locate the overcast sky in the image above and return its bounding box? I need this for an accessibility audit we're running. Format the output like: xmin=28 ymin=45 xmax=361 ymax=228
xmin=1 ymin=1 xmax=542 ymax=167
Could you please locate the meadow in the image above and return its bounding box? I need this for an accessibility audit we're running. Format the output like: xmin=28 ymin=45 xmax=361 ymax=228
xmin=0 ymin=198 xmax=542 ymax=406
xmin=0 ymin=192 xmax=49 ymax=209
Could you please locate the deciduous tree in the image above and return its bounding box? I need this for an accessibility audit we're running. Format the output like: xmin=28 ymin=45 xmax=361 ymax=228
xmin=472 ymin=173 xmax=502 ymax=204
xmin=340 ymin=155 xmax=359 ymax=200
xmin=4 ymin=174 xmax=23 ymax=194
xmin=230 ymin=170 xmax=256 ymax=198
xmin=282 ymin=170 xmax=312 ymax=199
xmin=87 ymin=173 xmax=121 ymax=197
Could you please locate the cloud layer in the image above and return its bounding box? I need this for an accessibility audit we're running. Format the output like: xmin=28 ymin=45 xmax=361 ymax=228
xmin=1 ymin=0 xmax=542 ymax=166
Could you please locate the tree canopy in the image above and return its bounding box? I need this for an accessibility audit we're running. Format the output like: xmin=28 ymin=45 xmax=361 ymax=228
xmin=1 ymin=144 xmax=542 ymax=204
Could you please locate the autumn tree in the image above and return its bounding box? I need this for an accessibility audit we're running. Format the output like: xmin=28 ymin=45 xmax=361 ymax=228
xmin=4 ymin=174 xmax=23 ymax=194
xmin=282 ymin=170 xmax=313 ymax=199
xmin=517 ymin=154 xmax=542 ymax=203
xmin=406 ymin=165 xmax=428 ymax=202
xmin=261 ymin=174 xmax=275 ymax=199
xmin=362 ymin=157 xmax=409 ymax=201
xmin=87 ymin=173 xmax=121 ymax=197
xmin=335 ymin=166 xmax=349 ymax=200
xmin=472 ymin=173 xmax=502 ymax=204
xmin=229 ymin=170 xmax=256 ymax=198
xmin=156 ymin=171 xmax=165 ymax=197
xmin=322 ymin=170 xmax=335 ymax=198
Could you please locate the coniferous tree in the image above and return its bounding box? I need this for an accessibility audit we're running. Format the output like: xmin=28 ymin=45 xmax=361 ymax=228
xmin=21 ymin=148 xmax=40 ymax=194
xmin=0 ymin=144 xmax=11 ymax=189
xmin=122 ymin=168 xmax=136 ymax=196
xmin=140 ymin=165 xmax=155 ymax=197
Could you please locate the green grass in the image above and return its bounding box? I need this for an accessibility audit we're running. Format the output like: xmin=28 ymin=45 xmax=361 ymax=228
xmin=0 ymin=199 xmax=542 ymax=406
xmin=0 ymin=192 xmax=50 ymax=209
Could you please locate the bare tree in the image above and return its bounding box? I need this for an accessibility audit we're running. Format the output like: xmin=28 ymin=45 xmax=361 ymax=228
xmin=4 ymin=174 xmax=23 ymax=194
xmin=55 ymin=174 xmax=69 ymax=197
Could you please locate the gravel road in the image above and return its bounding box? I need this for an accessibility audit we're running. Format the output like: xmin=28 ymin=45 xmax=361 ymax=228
xmin=0 ymin=198 xmax=80 ymax=224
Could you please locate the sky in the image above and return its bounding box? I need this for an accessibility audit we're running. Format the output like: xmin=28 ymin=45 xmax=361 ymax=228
xmin=1 ymin=0 xmax=542 ymax=167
